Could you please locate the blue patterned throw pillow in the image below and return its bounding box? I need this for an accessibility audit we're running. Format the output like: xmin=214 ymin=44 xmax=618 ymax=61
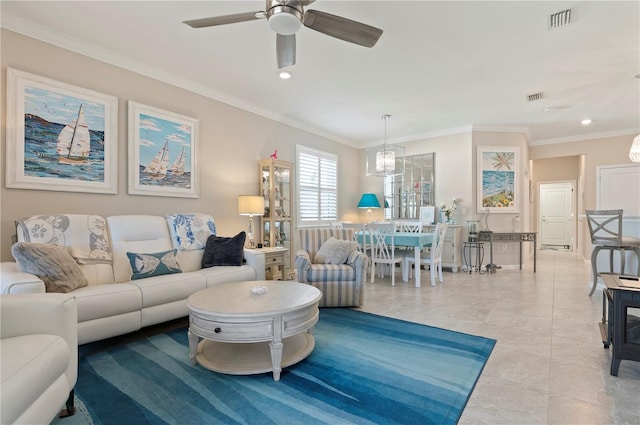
xmin=165 ymin=213 xmax=216 ymax=251
xmin=126 ymin=249 xmax=182 ymax=280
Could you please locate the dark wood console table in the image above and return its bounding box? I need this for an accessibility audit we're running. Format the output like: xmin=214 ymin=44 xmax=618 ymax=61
xmin=477 ymin=231 xmax=537 ymax=273
xmin=600 ymin=273 xmax=640 ymax=376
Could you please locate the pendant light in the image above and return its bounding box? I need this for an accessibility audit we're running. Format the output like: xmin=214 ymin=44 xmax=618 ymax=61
xmin=365 ymin=115 xmax=405 ymax=176
xmin=629 ymin=135 xmax=640 ymax=163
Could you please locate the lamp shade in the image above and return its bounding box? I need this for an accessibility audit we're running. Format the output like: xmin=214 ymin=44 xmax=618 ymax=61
xmin=630 ymin=135 xmax=640 ymax=163
xmin=238 ymin=196 xmax=265 ymax=216
xmin=357 ymin=193 xmax=381 ymax=209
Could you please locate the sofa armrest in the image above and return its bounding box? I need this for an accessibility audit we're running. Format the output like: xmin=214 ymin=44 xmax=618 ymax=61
xmin=347 ymin=251 xmax=369 ymax=285
xmin=0 ymin=262 xmax=46 ymax=294
xmin=294 ymin=250 xmax=312 ymax=283
xmin=243 ymin=249 xmax=266 ymax=281
xmin=0 ymin=293 xmax=78 ymax=388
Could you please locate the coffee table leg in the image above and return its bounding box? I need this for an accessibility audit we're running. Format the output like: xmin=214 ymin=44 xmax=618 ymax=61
xmin=270 ymin=316 xmax=284 ymax=381
xmin=188 ymin=329 xmax=199 ymax=366
xmin=270 ymin=340 xmax=284 ymax=381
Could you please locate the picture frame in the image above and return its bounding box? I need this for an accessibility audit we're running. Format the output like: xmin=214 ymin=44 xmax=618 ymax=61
xmin=5 ymin=68 xmax=118 ymax=194
xmin=128 ymin=101 xmax=199 ymax=198
xmin=477 ymin=145 xmax=519 ymax=213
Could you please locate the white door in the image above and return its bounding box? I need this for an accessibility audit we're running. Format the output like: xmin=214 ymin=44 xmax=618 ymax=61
xmin=597 ymin=164 xmax=640 ymax=216
xmin=539 ymin=182 xmax=574 ymax=248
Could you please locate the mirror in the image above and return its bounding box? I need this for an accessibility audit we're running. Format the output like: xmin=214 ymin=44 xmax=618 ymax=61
xmin=384 ymin=153 xmax=435 ymax=219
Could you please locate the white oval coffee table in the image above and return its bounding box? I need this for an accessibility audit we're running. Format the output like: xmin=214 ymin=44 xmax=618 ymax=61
xmin=186 ymin=280 xmax=322 ymax=381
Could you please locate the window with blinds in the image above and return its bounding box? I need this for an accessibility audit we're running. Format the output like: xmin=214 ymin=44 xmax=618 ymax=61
xmin=297 ymin=145 xmax=338 ymax=226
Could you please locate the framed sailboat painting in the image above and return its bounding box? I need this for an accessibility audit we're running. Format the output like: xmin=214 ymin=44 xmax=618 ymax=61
xmin=128 ymin=101 xmax=199 ymax=198
xmin=5 ymin=68 xmax=118 ymax=194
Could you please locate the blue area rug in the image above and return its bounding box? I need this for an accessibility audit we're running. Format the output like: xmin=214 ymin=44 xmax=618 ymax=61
xmin=69 ymin=309 xmax=495 ymax=425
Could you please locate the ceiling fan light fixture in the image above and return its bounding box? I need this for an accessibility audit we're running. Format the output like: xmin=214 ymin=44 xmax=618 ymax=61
xmin=268 ymin=6 xmax=303 ymax=35
xmin=279 ymin=70 xmax=292 ymax=79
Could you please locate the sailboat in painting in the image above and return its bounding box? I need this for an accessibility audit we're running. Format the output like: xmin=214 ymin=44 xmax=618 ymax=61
xmin=57 ymin=104 xmax=91 ymax=164
xmin=168 ymin=146 xmax=186 ymax=176
xmin=144 ymin=139 xmax=170 ymax=179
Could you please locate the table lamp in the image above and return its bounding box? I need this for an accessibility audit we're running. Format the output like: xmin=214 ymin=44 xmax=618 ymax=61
xmin=238 ymin=195 xmax=265 ymax=248
xmin=357 ymin=193 xmax=381 ymax=222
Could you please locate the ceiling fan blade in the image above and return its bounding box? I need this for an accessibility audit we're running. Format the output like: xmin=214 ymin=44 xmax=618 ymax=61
xmin=183 ymin=11 xmax=264 ymax=28
xmin=277 ymin=34 xmax=296 ymax=69
xmin=303 ymin=10 xmax=383 ymax=48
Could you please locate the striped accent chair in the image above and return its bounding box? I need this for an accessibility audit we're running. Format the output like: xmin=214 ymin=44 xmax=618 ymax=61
xmin=295 ymin=228 xmax=368 ymax=307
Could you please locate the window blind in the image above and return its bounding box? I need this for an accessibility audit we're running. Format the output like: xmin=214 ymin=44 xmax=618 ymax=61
xmin=297 ymin=146 xmax=338 ymax=226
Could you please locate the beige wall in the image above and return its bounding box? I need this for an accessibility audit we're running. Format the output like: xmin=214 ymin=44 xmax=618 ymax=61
xmin=530 ymin=155 xmax=580 ymax=250
xmin=473 ymin=131 xmax=531 ymax=267
xmin=3 ymin=30 xmax=636 ymax=266
xmin=529 ymin=134 xmax=635 ymax=210
xmin=0 ymin=30 xmax=361 ymax=261
xmin=530 ymin=134 xmax=637 ymax=259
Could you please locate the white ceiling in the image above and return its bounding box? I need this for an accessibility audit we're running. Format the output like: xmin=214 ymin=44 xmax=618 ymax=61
xmin=1 ymin=1 xmax=639 ymax=148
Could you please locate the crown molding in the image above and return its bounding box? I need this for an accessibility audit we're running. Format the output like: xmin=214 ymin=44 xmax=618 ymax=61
xmin=0 ymin=13 xmax=354 ymax=147
xmin=356 ymin=125 xmax=475 ymax=149
xmin=529 ymin=128 xmax=640 ymax=146
xmin=472 ymin=125 xmax=531 ymax=144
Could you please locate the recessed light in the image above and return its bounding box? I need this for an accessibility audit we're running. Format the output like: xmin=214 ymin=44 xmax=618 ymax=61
xmin=581 ymin=119 xmax=592 ymax=125
xmin=279 ymin=70 xmax=292 ymax=80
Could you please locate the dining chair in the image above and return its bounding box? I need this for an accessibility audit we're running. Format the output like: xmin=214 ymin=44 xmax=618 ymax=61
xmin=341 ymin=223 xmax=373 ymax=280
xmin=368 ymin=222 xmax=403 ymax=286
xmin=395 ymin=219 xmax=424 ymax=261
xmin=585 ymin=209 xmax=640 ymax=296
xmin=395 ymin=220 xmax=423 ymax=233
xmin=403 ymin=223 xmax=448 ymax=286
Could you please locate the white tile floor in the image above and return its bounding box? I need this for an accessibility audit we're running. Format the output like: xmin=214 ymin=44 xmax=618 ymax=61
xmin=354 ymin=249 xmax=640 ymax=425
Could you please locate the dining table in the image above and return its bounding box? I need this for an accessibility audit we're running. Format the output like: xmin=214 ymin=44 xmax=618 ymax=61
xmin=357 ymin=230 xmax=434 ymax=288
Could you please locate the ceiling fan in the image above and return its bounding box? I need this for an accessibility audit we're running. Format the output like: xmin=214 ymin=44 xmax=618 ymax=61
xmin=183 ymin=0 xmax=383 ymax=69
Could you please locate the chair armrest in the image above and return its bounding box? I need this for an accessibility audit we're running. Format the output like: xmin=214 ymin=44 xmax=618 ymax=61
xmin=0 ymin=293 xmax=78 ymax=388
xmin=243 ymin=249 xmax=266 ymax=281
xmin=0 ymin=262 xmax=46 ymax=294
xmin=347 ymin=251 xmax=369 ymax=284
xmin=294 ymin=250 xmax=312 ymax=283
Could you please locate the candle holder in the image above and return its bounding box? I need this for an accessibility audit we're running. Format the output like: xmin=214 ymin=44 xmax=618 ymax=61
xmin=467 ymin=219 xmax=480 ymax=242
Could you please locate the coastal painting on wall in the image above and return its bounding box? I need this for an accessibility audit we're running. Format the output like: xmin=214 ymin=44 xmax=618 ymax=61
xmin=477 ymin=145 xmax=519 ymax=213
xmin=128 ymin=101 xmax=199 ymax=198
xmin=5 ymin=68 xmax=118 ymax=194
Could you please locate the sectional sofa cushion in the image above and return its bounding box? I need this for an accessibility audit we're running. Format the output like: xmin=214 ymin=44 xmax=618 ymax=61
xmin=107 ymin=215 xmax=175 ymax=283
xmin=16 ymin=214 xmax=112 ymax=264
xmin=165 ymin=213 xmax=216 ymax=251
xmin=11 ymin=242 xmax=88 ymax=293
xmin=127 ymin=249 xmax=182 ymax=280
xmin=202 ymin=231 xmax=246 ymax=267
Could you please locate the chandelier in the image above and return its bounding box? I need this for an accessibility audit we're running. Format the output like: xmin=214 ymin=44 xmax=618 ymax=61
xmin=365 ymin=115 xmax=405 ymax=176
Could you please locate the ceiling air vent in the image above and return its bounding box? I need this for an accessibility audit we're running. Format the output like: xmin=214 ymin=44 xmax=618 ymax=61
xmin=549 ymin=8 xmax=573 ymax=29
xmin=527 ymin=92 xmax=544 ymax=102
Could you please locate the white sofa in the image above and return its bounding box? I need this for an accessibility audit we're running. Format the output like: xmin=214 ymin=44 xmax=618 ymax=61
xmin=0 ymin=293 xmax=78 ymax=424
xmin=1 ymin=214 xmax=265 ymax=345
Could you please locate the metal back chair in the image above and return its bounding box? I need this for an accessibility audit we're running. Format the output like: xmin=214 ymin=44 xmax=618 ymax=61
xmin=585 ymin=209 xmax=640 ymax=296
